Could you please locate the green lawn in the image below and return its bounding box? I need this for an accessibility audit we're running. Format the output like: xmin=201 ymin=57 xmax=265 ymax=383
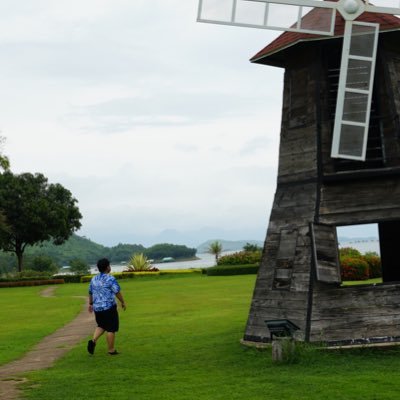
xmin=342 ymin=278 xmax=383 ymax=286
xmin=3 ymin=274 xmax=400 ymax=399
xmin=0 ymin=285 xmax=83 ymax=365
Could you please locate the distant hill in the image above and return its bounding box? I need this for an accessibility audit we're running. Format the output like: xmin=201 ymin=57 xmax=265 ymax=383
xmin=197 ymin=239 xmax=263 ymax=254
xmin=338 ymin=236 xmax=378 ymax=244
xmin=0 ymin=234 xmax=200 ymax=268
xmin=0 ymin=232 xmax=381 ymax=271
xmin=23 ymin=236 xmax=264 ymax=264
xmin=14 ymin=234 xmax=145 ymax=266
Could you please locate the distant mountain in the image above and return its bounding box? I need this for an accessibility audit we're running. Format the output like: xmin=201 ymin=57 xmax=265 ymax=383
xmin=22 ymin=234 xmax=144 ymax=266
xmin=197 ymin=239 xmax=264 ymax=254
xmin=144 ymin=227 xmax=266 ymax=248
xmin=23 ymin=235 xmax=265 ymax=264
xmin=338 ymin=236 xmax=378 ymax=244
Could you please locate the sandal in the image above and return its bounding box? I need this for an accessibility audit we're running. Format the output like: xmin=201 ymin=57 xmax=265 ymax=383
xmin=108 ymin=350 xmax=119 ymax=355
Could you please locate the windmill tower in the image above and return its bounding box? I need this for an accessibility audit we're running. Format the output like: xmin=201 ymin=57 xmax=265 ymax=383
xmin=198 ymin=0 xmax=400 ymax=345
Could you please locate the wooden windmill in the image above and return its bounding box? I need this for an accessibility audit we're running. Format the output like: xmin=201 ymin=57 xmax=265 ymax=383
xmin=198 ymin=0 xmax=400 ymax=345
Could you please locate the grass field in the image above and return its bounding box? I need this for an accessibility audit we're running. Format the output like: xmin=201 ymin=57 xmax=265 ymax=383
xmin=0 ymin=285 xmax=83 ymax=365
xmin=2 ymin=274 xmax=400 ymax=399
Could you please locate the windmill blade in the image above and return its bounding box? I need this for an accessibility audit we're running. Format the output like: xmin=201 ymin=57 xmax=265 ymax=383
xmin=197 ymin=0 xmax=336 ymax=35
xmin=331 ymin=21 xmax=379 ymax=161
xmin=365 ymin=0 xmax=400 ymax=15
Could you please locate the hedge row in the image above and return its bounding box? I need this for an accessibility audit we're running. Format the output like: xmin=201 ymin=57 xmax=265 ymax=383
xmin=80 ymin=269 xmax=202 ymax=283
xmin=0 ymin=279 xmax=65 ymax=288
xmin=217 ymin=251 xmax=262 ymax=266
xmin=53 ymin=274 xmax=85 ymax=283
xmin=0 ymin=274 xmax=54 ymax=282
xmin=205 ymin=264 xmax=259 ymax=276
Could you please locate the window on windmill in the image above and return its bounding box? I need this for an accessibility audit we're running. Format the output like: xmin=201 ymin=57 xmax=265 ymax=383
xmin=336 ymin=223 xmax=384 ymax=286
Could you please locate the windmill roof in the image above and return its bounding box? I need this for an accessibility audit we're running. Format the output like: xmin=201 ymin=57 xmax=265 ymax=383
xmin=251 ymin=5 xmax=400 ymax=64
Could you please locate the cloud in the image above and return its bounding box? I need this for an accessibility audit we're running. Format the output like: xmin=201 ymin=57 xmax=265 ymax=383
xmin=1 ymin=1 xmax=285 ymax=246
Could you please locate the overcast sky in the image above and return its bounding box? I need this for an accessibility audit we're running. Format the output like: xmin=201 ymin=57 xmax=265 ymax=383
xmin=0 ymin=1 xmax=376 ymax=247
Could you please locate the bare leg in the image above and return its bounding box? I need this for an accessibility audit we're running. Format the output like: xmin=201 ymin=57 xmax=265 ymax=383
xmin=93 ymin=327 xmax=105 ymax=343
xmin=106 ymin=332 xmax=116 ymax=352
xmin=87 ymin=327 xmax=105 ymax=355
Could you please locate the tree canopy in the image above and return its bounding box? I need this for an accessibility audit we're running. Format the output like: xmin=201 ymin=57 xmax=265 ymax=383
xmin=0 ymin=136 xmax=9 ymax=172
xmin=0 ymin=171 xmax=82 ymax=271
xmin=69 ymin=258 xmax=90 ymax=275
xmin=144 ymin=243 xmax=197 ymax=261
xmin=243 ymin=242 xmax=262 ymax=252
xmin=0 ymin=136 xmax=10 ymax=237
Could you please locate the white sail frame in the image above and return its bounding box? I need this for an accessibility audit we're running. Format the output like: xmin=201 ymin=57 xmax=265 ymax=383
xmin=197 ymin=0 xmax=400 ymax=161
xmin=330 ymin=21 xmax=379 ymax=161
xmin=197 ymin=0 xmax=336 ymax=35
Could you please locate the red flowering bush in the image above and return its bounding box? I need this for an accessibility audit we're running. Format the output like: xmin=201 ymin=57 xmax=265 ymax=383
xmin=217 ymin=251 xmax=262 ymax=266
xmin=362 ymin=254 xmax=382 ymax=279
xmin=340 ymin=256 xmax=369 ymax=281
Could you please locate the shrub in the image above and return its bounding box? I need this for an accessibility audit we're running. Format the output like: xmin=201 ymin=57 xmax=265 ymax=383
xmin=80 ymin=269 xmax=202 ymax=282
xmin=0 ymin=279 xmax=64 ymax=288
xmin=0 ymin=270 xmax=53 ymax=282
xmin=339 ymin=247 xmax=361 ymax=258
xmin=340 ymin=256 xmax=369 ymax=281
xmin=124 ymin=253 xmax=154 ymax=271
xmin=117 ymin=271 xmax=161 ymax=278
xmin=206 ymin=263 xmax=259 ymax=276
xmin=362 ymin=254 xmax=382 ymax=279
xmin=69 ymin=259 xmax=90 ymax=275
xmin=159 ymin=269 xmax=202 ymax=275
xmin=80 ymin=275 xmax=93 ymax=283
xmin=217 ymin=251 xmax=262 ymax=266
xmin=28 ymin=255 xmax=59 ymax=274
xmin=81 ymin=271 xmax=160 ymax=283
xmin=53 ymin=274 xmax=84 ymax=283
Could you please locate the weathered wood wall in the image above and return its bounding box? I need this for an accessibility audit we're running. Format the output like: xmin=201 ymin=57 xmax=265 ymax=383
xmin=244 ymin=51 xmax=319 ymax=342
xmin=244 ymin=32 xmax=400 ymax=345
xmin=310 ymin=283 xmax=400 ymax=344
xmin=310 ymin=39 xmax=400 ymax=343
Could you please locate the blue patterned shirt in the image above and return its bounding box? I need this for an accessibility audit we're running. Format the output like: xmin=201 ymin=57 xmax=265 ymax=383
xmin=89 ymin=273 xmax=121 ymax=312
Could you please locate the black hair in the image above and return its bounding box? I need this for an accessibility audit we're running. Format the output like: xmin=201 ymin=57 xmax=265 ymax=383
xmin=97 ymin=258 xmax=110 ymax=273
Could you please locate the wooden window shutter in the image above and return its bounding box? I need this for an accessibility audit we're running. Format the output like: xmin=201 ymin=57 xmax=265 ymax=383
xmin=310 ymin=223 xmax=341 ymax=284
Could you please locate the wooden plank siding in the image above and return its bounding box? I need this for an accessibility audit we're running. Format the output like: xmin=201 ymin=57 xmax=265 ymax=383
xmin=319 ymin=177 xmax=400 ymax=225
xmin=310 ymin=283 xmax=400 ymax=343
xmin=244 ymin=31 xmax=400 ymax=345
xmin=243 ymin=182 xmax=318 ymax=341
xmin=244 ymin=55 xmax=319 ymax=342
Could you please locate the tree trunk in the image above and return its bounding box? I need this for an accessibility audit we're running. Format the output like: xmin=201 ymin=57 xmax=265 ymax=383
xmin=16 ymin=250 xmax=23 ymax=273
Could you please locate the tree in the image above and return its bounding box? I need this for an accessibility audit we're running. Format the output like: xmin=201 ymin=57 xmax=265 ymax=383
xmin=144 ymin=243 xmax=197 ymax=260
xmin=243 ymin=242 xmax=262 ymax=252
xmin=69 ymin=258 xmax=90 ymax=275
xmin=28 ymin=255 xmax=59 ymax=274
xmin=0 ymin=137 xmax=10 ymax=238
xmin=0 ymin=136 xmax=10 ymax=172
xmin=0 ymin=171 xmax=82 ymax=272
xmin=207 ymin=240 xmax=223 ymax=265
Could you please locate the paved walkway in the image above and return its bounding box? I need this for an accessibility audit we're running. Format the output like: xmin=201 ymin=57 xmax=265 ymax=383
xmin=0 ymin=286 xmax=95 ymax=400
